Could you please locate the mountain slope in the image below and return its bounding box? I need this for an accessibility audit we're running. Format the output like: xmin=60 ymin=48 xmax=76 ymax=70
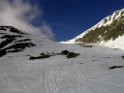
xmin=0 ymin=41 xmax=124 ymax=93
xmin=0 ymin=26 xmax=51 ymax=57
xmin=0 ymin=26 xmax=124 ymax=93
xmin=62 ymin=8 xmax=124 ymax=49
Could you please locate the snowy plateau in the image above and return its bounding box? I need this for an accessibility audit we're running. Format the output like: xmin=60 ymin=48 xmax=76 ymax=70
xmin=0 ymin=26 xmax=124 ymax=93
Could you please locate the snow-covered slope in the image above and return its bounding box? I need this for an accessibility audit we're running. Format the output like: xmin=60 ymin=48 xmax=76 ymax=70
xmin=0 ymin=26 xmax=124 ymax=93
xmin=0 ymin=42 xmax=124 ymax=93
xmin=61 ymin=8 xmax=124 ymax=49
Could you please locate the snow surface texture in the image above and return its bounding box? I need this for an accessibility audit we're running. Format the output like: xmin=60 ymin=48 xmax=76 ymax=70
xmin=0 ymin=41 xmax=124 ymax=93
xmin=61 ymin=8 xmax=124 ymax=49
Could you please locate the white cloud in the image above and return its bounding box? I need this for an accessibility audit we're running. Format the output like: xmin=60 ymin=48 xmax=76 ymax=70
xmin=41 ymin=22 xmax=54 ymax=40
xmin=0 ymin=0 xmax=54 ymax=39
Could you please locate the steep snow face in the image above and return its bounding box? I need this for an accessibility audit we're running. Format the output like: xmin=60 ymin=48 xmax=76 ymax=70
xmin=62 ymin=8 xmax=124 ymax=49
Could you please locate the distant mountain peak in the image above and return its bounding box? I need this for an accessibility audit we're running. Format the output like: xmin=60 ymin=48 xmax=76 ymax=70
xmin=93 ymin=8 xmax=124 ymax=28
xmin=61 ymin=8 xmax=124 ymax=49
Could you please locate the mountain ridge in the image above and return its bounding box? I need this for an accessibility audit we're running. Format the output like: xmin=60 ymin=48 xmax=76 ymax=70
xmin=61 ymin=8 xmax=124 ymax=49
xmin=0 ymin=26 xmax=51 ymax=57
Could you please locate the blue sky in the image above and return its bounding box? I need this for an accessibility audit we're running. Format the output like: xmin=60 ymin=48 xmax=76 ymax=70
xmin=30 ymin=0 xmax=124 ymax=41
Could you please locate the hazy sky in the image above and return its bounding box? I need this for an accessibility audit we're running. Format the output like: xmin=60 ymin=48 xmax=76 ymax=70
xmin=0 ymin=0 xmax=124 ymax=41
